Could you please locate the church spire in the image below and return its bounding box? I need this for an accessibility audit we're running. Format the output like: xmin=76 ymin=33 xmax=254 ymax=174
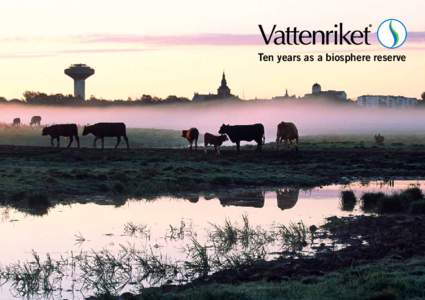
xmin=221 ymin=72 xmax=227 ymax=87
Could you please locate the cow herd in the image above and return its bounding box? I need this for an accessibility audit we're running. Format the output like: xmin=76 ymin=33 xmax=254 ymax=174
xmin=182 ymin=122 xmax=299 ymax=153
xmin=10 ymin=116 xmax=300 ymax=152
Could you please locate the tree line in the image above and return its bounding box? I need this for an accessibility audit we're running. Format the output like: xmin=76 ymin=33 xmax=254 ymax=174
xmin=0 ymin=91 xmax=191 ymax=106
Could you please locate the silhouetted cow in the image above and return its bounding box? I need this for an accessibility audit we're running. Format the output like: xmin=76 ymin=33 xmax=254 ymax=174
xmin=276 ymin=188 xmax=299 ymax=210
xmin=12 ymin=118 xmax=20 ymax=127
xmin=375 ymin=134 xmax=385 ymax=146
xmin=42 ymin=124 xmax=80 ymax=148
xmin=83 ymin=123 xmax=129 ymax=149
xmin=218 ymin=123 xmax=265 ymax=152
xmin=182 ymin=128 xmax=199 ymax=150
xmin=204 ymin=133 xmax=228 ymax=154
xmin=30 ymin=116 xmax=42 ymax=127
xmin=276 ymin=121 xmax=299 ymax=150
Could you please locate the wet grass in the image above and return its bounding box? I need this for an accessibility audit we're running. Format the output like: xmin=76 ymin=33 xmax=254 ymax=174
xmin=137 ymin=256 xmax=425 ymax=300
xmin=1 ymin=136 xmax=425 ymax=205
xmin=0 ymin=216 xmax=314 ymax=298
xmin=360 ymin=187 xmax=425 ymax=214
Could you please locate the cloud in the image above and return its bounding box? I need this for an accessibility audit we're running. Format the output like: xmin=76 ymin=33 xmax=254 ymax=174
xmin=0 ymin=48 xmax=154 ymax=59
xmin=79 ymin=31 xmax=425 ymax=46
xmin=78 ymin=33 xmax=262 ymax=46
xmin=0 ymin=31 xmax=424 ymax=59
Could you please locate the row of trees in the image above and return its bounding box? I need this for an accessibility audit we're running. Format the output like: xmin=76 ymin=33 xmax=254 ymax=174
xmin=0 ymin=92 xmax=191 ymax=106
xmin=0 ymin=91 xmax=424 ymax=106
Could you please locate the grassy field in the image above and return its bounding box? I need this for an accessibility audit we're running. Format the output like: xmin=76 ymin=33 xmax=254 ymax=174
xmin=0 ymin=124 xmax=188 ymax=148
xmin=2 ymin=127 xmax=425 ymax=214
xmin=135 ymin=257 xmax=425 ymax=300
xmin=2 ymin=124 xmax=425 ymax=149
xmin=0 ymin=141 xmax=425 ymax=206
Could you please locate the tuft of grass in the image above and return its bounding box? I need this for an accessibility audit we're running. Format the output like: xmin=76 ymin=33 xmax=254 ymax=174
xmin=340 ymin=190 xmax=357 ymax=211
xmin=400 ymin=187 xmax=423 ymax=202
xmin=408 ymin=200 xmax=425 ymax=214
xmin=361 ymin=192 xmax=385 ymax=212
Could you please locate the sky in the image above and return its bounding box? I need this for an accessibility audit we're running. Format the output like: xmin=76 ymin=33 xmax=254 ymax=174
xmin=0 ymin=0 xmax=424 ymax=100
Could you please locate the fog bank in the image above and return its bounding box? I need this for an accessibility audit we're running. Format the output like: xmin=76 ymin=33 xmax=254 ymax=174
xmin=1 ymin=101 xmax=424 ymax=142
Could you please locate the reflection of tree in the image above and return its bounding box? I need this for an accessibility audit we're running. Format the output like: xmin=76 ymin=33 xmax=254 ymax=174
xmin=218 ymin=191 xmax=265 ymax=208
xmin=276 ymin=188 xmax=299 ymax=210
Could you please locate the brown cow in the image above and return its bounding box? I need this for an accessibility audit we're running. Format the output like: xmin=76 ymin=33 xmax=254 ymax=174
xmin=182 ymin=128 xmax=199 ymax=150
xmin=375 ymin=134 xmax=385 ymax=145
xmin=42 ymin=124 xmax=80 ymax=148
xmin=276 ymin=121 xmax=299 ymax=149
xmin=12 ymin=118 xmax=20 ymax=127
xmin=204 ymin=133 xmax=228 ymax=154
xmin=30 ymin=116 xmax=42 ymax=127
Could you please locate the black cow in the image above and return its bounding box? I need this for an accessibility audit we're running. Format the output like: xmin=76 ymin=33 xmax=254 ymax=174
xmin=82 ymin=123 xmax=129 ymax=149
xmin=218 ymin=123 xmax=265 ymax=152
xmin=42 ymin=124 xmax=80 ymax=148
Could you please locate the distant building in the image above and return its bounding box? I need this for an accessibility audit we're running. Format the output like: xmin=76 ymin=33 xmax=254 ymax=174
xmin=357 ymin=95 xmax=418 ymax=108
xmin=304 ymin=83 xmax=347 ymax=101
xmin=272 ymin=89 xmax=297 ymax=100
xmin=192 ymin=72 xmax=239 ymax=101
xmin=64 ymin=64 xmax=95 ymax=100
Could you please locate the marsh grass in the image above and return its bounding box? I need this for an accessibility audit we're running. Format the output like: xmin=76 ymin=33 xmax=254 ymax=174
xmin=360 ymin=187 xmax=425 ymax=214
xmin=274 ymin=222 xmax=308 ymax=254
xmin=0 ymin=216 xmax=313 ymax=298
xmin=124 ymin=222 xmax=151 ymax=240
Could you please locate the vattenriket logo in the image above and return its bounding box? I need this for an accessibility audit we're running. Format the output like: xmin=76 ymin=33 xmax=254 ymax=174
xmin=377 ymin=19 xmax=407 ymax=49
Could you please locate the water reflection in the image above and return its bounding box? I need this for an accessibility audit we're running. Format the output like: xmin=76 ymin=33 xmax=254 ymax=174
xmin=0 ymin=180 xmax=423 ymax=299
xmin=218 ymin=190 xmax=265 ymax=208
xmin=276 ymin=188 xmax=299 ymax=210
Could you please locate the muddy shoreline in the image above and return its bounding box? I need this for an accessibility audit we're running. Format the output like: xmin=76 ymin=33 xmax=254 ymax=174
xmin=107 ymin=214 xmax=425 ymax=300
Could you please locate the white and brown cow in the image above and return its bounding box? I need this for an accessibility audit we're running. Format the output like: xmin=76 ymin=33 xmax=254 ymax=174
xmin=182 ymin=128 xmax=199 ymax=150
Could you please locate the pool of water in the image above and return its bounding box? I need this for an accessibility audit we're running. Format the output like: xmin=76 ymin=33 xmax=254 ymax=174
xmin=0 ymin=180 xmax=423 ymax=299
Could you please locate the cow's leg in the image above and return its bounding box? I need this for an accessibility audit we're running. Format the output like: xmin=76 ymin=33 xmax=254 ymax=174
xmin=189 ymin=141 xmax=193 ymax=151
xmin=217 ymin=146 xmax=221 ymax=155
xmin=66 ymin=136 xmax=73 ymax=148
xmin=56 ymin=137 xmax=60 ymax=148
xmin=115 ymin=136 xmax=121 ymax=149
xmin=50 ymin=136 xmax=54 ymax=147
xmin=236 ymin=141 xmax=240 ymax=152
xmin=256 ymin=139 xmax=262 ymax=152
xmin=276 ymin=137 xmax=280 ymax=150
xmin=93 ymin=137 xmax=98 ymax=148
xmin=101 ymin=137 xmax=105 ymax=150
xmin=123 ymin=135 xmax=129 ymax=149
xmin=204 ymin=141 xmax=208 ymax=153
xmin=195 ymin=138 xmax=198 ymax=150
xmin=75 ymin=135 xmax=80 ymax=148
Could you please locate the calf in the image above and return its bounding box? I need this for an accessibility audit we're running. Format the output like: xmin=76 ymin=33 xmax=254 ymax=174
xmin=182 ymin=128 xmax=199 ymax=150
xmin=42 ymin=124 xmax=80 ymax=148
xmin=30 ymin=116 xmax=42 ymax=127
xmin=12 ymin=118 xmax=20 ymax=127
xmin=204 ymin=133 xmax=228 ymax=154
xmin=83 ymin=123 xmax=129 ymax=149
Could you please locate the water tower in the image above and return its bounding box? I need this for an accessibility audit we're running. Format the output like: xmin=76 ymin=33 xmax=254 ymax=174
xmin=64 ymin=64 xmax=95 ymax=100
